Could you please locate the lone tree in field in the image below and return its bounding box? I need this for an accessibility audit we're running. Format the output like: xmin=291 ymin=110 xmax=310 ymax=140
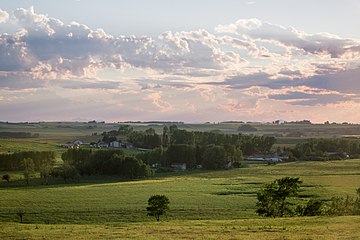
xmin=256 ymin=177 xmax=302 ymax=218
xmin=16 ymin=209 xmax=25 ymax=223
xmin=2 ymin=174 xmax=10 ymax=183
xmin=146 ymin=195 xmax=170 ymax=221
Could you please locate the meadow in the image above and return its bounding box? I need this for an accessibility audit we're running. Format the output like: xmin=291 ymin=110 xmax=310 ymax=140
xmin=1 ymin=160 xmax=359 ymax=239
xmin=1 ymin=122 xmax=360 ymax=239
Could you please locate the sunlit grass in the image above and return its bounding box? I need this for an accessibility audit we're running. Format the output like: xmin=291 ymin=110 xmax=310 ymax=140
xmin=1 ymin=217 xmax=359 ymax=240
xmin=1 ymin=158 xmax=359 ymax=239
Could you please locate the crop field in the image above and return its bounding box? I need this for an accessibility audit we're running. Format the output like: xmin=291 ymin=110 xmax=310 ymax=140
xmin=2 ymin=121 xmax=360 ymax=140
xmin=1 ymin=159 xmax=360 ymax=239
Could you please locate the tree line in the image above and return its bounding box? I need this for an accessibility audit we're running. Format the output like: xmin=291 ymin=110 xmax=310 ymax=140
xmin=61 ymin=149 xmax=153 ymax=178
xmin=0 ymin=149 xmax=153 ymax=185
xmin=0 ymin=151 xmax=56 ymax=185
xmin=127 ymin=125 xmax=275 ymax=155
xmin=290 ymin=138 xmax=360 ymax=161
xmin=136 ymin=144 xmax=244 ymax=170
xmin=0 ymin=151 xmax=55 ymax=171
xmin=126 ymin=125 xmax=276 ymax=170
xmin=0 ymin=132 xmax=39 ymax=138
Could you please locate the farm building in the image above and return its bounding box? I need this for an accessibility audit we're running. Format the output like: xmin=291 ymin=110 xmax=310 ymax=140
xmin=171 ymin=163 xmax=187 ymax=170
xmin=109 ymin=141 xmax=121 ymax=148
xmin=73 ymin=140 xmax=83 ymax=145
xmin=97 ymin=141 xmax=109 ymax=148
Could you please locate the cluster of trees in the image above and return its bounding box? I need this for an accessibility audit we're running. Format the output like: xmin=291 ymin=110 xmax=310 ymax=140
xmin=61 ymin=149 xmax=152 ymax=178
xmin=127 ymin=126 xmax=275 ymax=154
xmin=136 ymin=144 xmax=243 ymax=170
xmin=256 ymin=177 xmax=360 ymax=218
xmin=99 ymin=125 xmax=135 ymax=144
xmin=131 ymin=126 xmax=276 ymax=170
xmin=0 ymin=151 xmax=56 ymax=185
xmin=290 ymin=138 xmax=360 ymax=161
xmin=0 ymin=151 xmax=55 ymax=171
xmin=128 ymin=128 xmax=162 ymax=149
xmin=237 ymin=124 xmax=257 ymax=132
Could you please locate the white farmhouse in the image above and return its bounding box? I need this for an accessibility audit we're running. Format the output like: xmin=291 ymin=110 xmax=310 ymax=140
xmin=109 ymin=141 xmax=121 ymax=148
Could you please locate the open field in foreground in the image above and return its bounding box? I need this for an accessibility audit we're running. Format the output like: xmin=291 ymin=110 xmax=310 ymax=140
xmin=1 ymin=159 xmax=360 ymax=239
xmin=1 ymin=216 xmax=359 ymax=240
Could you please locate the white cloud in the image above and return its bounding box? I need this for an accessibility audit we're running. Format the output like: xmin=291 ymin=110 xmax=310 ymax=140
xmin=0 ymin=9 xmax=9 ymax=23
xmin=0 ymin=33 xmax=38 ymax=72
xmin=144 ymin=92 xmax=174 ymax=112
xmin=216 ymin=18 xmax=360 ymax=58
xmin=1 ymin=7 xmax=358 ymax=86
xmin=4 ymin=7 xmax=250 ymax=80
xmin=1 ymin=7 xmax=360 ymax=123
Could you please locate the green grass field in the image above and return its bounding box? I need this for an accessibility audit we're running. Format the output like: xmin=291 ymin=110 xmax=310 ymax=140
xmin=1 ymin=122 xmax=360 ymax=239
xmin=1 ymin=160 xmax=359 ymax=239
xmin=1 ymin=217 xmax=359 ymax=240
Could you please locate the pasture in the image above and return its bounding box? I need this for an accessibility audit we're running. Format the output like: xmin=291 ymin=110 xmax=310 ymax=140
xmin=1 ymin=122 xmax=360 ymax=239
xmin=1 ymin=159 xmax=359 ymax=239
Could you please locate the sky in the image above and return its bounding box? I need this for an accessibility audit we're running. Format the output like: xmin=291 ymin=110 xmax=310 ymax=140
xmin=0 ymin=0 xmax=360 ymax=123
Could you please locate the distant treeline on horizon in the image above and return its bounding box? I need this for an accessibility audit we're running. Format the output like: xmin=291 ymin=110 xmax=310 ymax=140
xmin=0 ymin=120 xmax=358 ymax=125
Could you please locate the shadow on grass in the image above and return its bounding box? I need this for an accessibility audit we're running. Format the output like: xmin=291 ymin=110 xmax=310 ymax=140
xmin=0 ymin=162 xmax=273 ymax=190
xmin=0 ymin=168 xmax=230 ymax=190
xmin=0 ymin=175 xmax=144 ymax=190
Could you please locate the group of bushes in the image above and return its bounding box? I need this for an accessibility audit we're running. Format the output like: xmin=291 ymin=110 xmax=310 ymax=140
xmin=256 ymin=177 xmax=360 ymax=218
xmin=295 ymin=192 xmax=360 ymax=217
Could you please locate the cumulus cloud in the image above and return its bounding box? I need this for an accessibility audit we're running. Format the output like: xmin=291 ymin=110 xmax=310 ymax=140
xmin=144 ymin=92 xmax=174 ymax=112
xmin=268 ymin=91 xmax=352 ymax=106
xmin=1 ymin=7 xmax=249 ymax=81
xmin=211 ymin=66 xmax=360 ymax=106
xmin=0 ymin=7 xmax=358 ymax=88
xmin=219 ymin=66 xmax=360 ymax=94
xmin=0 ymin=9 xmax=9 ymax=23
xmin=216 ymin=18 xmax=360 ymax=58
xmin=1 ymin=7 xmax=360 ymax=120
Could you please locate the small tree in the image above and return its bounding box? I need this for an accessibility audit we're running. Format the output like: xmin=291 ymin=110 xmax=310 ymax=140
xmin=296 ymin=199 xmax=324 ymax=216
xmin=39 ymin=158 xmax=56 ymax=185
xmin=59 ymin=164 xmax=80 ymax=183
xmin=202 ymin=145 xmax=226 ymax=169
xmin=16 ymin=209 xmax=25 ymax=223
xmin=256 ymin=177 xmax=302 ymax=217
xmin=40 ymin=165 xmax=52 ymax=185
xmin=22 ymin=158 xmax=35 ymax=185
xmin=2 ymin=174 xmax=10 ymax=183
xmin=355 ymin=187 xmax=360 ymax=215
xmin=146 ymin=195 xmax=170 ymax=221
